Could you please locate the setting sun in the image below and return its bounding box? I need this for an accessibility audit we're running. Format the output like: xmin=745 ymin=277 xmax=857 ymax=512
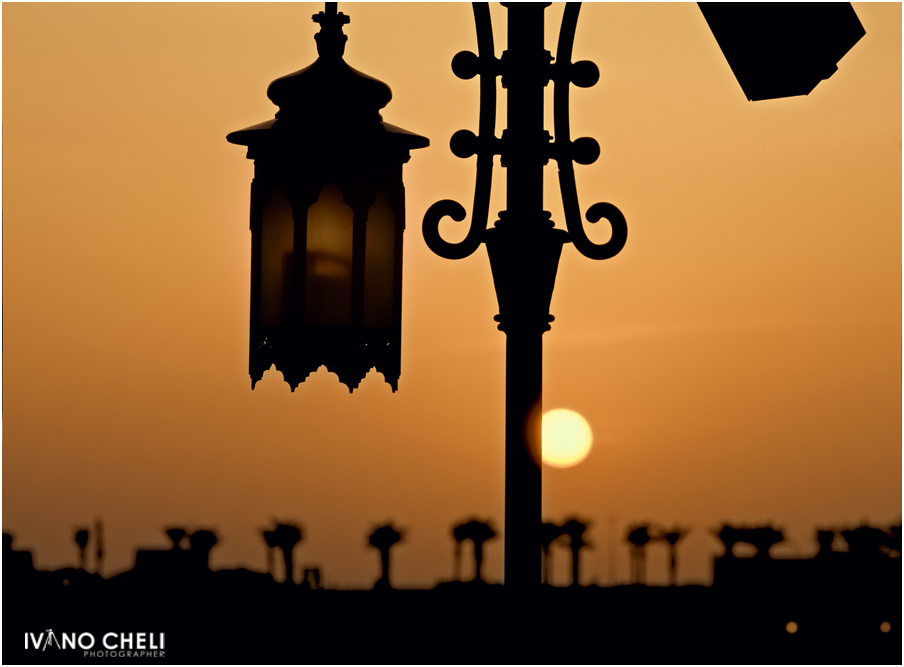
xmin=542 ymin=409 xmax=593 ymax=468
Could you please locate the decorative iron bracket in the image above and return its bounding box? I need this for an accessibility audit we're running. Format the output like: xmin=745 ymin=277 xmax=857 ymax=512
xmin=423 ymin=2 xmax=627 ymax=262
xmin=553 ymin=3 xmax=627 ymax=260
xmin=422 ymin=3 xmax=499 ymax=259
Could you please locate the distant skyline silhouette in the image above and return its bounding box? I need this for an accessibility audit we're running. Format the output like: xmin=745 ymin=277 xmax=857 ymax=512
xmin=3 ymin=517 xmax=900 ymax=662
xmin=3 ymin=0 xmax=899 ymax=595
xmin=7 ymin=517 xmax=901 ymax=582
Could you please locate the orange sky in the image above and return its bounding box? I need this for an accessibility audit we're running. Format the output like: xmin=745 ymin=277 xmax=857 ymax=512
xmin=3 ymin=2 xmax=901 ymax=588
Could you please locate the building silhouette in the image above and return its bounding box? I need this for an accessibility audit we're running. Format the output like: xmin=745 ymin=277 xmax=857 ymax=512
xmin=2 ymin=520 xmax=900 ymax=664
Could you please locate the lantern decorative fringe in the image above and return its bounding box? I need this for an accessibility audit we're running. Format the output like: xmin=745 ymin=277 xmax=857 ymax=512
xmin=227 ymin=4 xmax=428 ymax=392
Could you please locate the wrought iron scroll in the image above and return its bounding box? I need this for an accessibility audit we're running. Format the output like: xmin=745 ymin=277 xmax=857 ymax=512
xmin=554 ymin=3 xmax=628 ymax=260
xmin=422 ymin=3 xmax=498 ymax=260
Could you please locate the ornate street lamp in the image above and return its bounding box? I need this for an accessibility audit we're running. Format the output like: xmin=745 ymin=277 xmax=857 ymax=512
xmin=422 ymin=3 xmax=627 ymax=589
xmin=225 ymin=2 xmax=867 ymax=593
xmin=228 ymin=1 xmax=624 ymax=591
xmin=227 ymin=3 xmax=428 ymax=392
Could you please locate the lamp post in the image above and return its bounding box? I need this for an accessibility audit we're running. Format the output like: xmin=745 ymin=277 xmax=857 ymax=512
xmin=227 ymin=3 xmax=428 ymax=393
xmin=423 ymin=3 xmax=626 ymax=589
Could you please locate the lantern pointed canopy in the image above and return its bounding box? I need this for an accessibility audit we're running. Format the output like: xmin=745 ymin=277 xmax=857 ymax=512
xmin=228 ymin=3 xmax=428 ymax=393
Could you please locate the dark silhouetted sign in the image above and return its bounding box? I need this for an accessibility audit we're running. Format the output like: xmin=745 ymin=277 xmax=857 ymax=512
xmin=699 ymin=3 xmax=865 ymax=101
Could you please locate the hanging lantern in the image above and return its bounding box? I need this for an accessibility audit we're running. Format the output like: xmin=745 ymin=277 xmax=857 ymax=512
xmin=227 ymin=4 xmax=428 ymax=392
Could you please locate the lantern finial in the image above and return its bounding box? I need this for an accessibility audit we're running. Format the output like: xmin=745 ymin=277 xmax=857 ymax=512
xmin=312 ymin=3 xmax=350 ymax=59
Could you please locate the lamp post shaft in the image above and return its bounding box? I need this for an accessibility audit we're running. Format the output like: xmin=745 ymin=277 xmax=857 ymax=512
xmin=495 ymin=2 xmax=556 ymax=590
xmin=503 ymin=3 xmax=549 ymax=218
xmin=503 ymin=330 xmax=543 ymax=588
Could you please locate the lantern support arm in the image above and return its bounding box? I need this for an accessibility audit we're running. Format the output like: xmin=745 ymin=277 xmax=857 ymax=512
xmin=422 ymin=2 xmax=500 ymax=260
xmin=553 ymin=2 xmax=627 ymax=261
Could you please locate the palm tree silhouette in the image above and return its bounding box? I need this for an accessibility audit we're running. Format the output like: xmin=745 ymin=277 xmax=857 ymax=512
xmin=271 ymin=523 xmax=303 ymax=584
xmin=74 ymin=528 xmax=89 ymax=570
xmin=816 ymin=529 xmax=836 ymax=557
xmin=541 ymin=522 xmax=563 ymax=585
xmin=165 ymin=527 xmax=186 ymax=550
xmin=661 ymin=527 xmax=688 ymax=586
xmin=262 ymin=529 xmax=278 ymax=577
xmin=841 ymin=525 xmax=888 ymax=557
xmin=452 ymin=528 xmax=463 ymax=582
xmin=453 ymin=519 xmax=497 ymax=583
xmin=715 ymin=524 xmax=743 ymax=558
xmin=562 ymin=519 xmax=589 ymax=587
xmin=626 ymin=525 xmax=651 ymax=584
xmin=369 ymin=524 xmax=403 ymax=590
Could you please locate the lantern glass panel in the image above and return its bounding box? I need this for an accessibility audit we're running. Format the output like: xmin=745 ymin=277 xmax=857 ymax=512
xmin=305 ymin=184 xmax=354 ymax=326
xmin=260 ymin=186 xmax=294 ymax=326
xmin=363 ymin=189 xmax=396 ymax=328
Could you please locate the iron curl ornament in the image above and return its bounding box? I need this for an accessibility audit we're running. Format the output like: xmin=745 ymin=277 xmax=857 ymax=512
xmin=422 ymin=2 xmax=627 ymax=262
xmin=553 ymin=3 xmax=628 ymax=260
xmin=421 ymin=3 xmax=497 ymax=260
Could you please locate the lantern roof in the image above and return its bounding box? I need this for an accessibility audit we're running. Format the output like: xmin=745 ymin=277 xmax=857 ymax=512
xmin=227 ymin=4 xmax=428 ymax=151
xmin=267 ymin=58 xmax=391 ymax=120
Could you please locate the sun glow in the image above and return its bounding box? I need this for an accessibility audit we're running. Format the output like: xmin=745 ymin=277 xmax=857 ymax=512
xmin=542 ymin=409 xmax=593 ymax=468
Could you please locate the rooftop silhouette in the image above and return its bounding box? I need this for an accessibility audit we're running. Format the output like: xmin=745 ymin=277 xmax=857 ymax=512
xmin=3 ymin=517 xmax=899 ymax=663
